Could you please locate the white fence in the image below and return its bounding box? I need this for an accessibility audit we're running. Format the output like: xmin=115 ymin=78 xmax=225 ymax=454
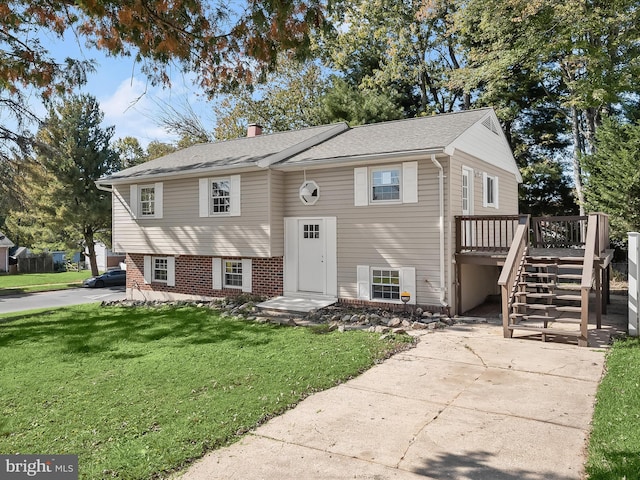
xmin=629 ymin=232 xmax=639 ymax=336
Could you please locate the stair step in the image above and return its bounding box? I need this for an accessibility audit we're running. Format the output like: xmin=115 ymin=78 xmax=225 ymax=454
xmin=507 ymin=325 xmax=583 ymax=338
xmin=557 ymin=274 xmax=583 ymax=280
xmin=512 ymin=303 xmax=556 ymax=311
xmin=556 ymin=306 xmax=582 ymax=313
xmin=556 ymin=294 xmax=581 ymax=301
xmin=509 ymin=314 xmax=554 ymax=321
xmin=524 ymin=262 xmax=557 ymax=268
xmin=514 ymin=292 xmax=556 ymax=299
xmin=519 ymin=282 xmax=556 ymax=288
xmin=523 ymin=272 xmax=557 ymax=278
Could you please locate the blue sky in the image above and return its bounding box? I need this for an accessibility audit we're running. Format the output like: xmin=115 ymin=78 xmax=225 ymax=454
xmin=43 ymin=32 xmax=216 ymax=148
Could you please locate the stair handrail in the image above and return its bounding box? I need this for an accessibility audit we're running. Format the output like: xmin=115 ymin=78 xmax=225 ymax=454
xmin=579 ymin=213 xmax=600 ymax=343
xmin=498 ymin=215 xmax=530 ymax=338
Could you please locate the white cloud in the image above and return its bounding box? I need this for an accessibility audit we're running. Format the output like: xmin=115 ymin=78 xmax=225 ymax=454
xmin=99 ymin=77 xmax=179 ymax=148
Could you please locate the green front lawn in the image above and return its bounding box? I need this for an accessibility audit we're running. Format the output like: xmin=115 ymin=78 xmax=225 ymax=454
xmin=0 ymin=304 xmax=413 ymax=479
xmin=586 ymin=337 xmax=640 ymax=479
xmin=0 ymin=271 xmax=91 ymax=294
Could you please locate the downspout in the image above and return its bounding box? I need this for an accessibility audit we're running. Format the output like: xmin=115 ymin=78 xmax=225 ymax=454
xmin=431 ymin=154 xmax=447 ymax=306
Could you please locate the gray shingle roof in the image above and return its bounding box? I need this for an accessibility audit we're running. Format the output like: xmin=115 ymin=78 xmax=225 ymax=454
xmin=278 ymin=108 xmax=493 ymax=165
xmin=102 ymin=123 xmax=347 ymax=182
xmin=0 ymin=231 xmax=14 ymax=247
xmin=100 ymin=108 xmax=499 ymax=183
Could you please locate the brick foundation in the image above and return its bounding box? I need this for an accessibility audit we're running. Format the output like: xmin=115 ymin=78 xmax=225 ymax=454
xmin=126 ymin=254 xmax=283 ymax=299
xmin=338 ymin=298 xmax=449 ymax=315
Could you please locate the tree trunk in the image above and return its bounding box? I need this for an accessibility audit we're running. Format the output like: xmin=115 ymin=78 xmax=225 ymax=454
xmin=84 ymin=229 xmax=99 ymax=277
xmin=571 ymin=106 xmax=586 ymax=216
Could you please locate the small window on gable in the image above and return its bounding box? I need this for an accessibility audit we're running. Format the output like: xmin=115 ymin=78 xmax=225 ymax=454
xmin=483 ymin=173 xmax=499 ymax=209
xmin=371 ymin=167 xmax=401 ymax=202
xmin=140 ymin=186 xmax=155 ymax=216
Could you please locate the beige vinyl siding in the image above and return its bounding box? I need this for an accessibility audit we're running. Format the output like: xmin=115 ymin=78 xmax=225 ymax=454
xmin=269 ymin=170 xmax=285 ymax=257
xmin=112 ymin=171 xmax=272 ymax=257
xmin=282 ymin=159 xmax=448 ymax=306
xmin=450 ymin=150 xmax=519 ymax=217
xmin=448 ymin=150 xmax=520 ymax=312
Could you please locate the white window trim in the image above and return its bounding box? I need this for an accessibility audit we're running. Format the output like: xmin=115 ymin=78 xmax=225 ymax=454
xmin=143 ymin=255 xmax=175 ymax=286
xmin=370 ymin=165 xmax=402 ymax=204
xmin=212 ymin=257 xmax=252 ymax=293
xmin=199 ymin=175 xmax=241 ymax=217
xmin=223 ymin=259 xmax=243 ymax=289
xmin=139 ymin=185 xmax=156 ymax=217
xmin=130 ymin=183 xmax=163 ymax=219
xmin=354 ymin=161 xmax=418 ymax=206
xmin=461 ymin=166 xmax=474 ymax=215
xmin=482 ymin=172 xmax=499 ymax=209
xmin=356 ymin=265 xmax=416 ymax=305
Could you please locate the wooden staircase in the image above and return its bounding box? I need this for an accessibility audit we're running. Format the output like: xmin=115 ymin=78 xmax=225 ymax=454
xmin=508 ymin=255 xmax=589 ymax=345
xmin=499 ymin=213 xmax=611 ymax=347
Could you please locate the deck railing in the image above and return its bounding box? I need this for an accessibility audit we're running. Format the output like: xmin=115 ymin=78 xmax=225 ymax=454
xmin=455 ymin=215 xmax=524 ymax=253
xmin=532 ymin=216 xmax=588 ymax=248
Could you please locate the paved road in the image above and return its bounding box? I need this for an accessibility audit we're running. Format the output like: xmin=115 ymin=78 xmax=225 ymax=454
xmin=0 ymin=286 xmax=126 ymax=316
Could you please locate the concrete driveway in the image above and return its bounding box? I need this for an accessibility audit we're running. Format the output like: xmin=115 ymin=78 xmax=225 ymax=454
xmin=180 ymin=298 xmax=629 ymax=480
xmin=0 ymin=286 xmax=125 ymax=315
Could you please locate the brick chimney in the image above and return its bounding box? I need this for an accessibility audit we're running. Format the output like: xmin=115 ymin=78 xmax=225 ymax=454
xmin=247 ymin=123 xmax=263 ymax=137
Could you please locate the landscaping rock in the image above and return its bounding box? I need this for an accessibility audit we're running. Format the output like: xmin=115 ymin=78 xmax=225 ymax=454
xmin=411 ymin=321 xmax=428 ymax=330
xmin=387 ymin=317 xmax=402 ymax=328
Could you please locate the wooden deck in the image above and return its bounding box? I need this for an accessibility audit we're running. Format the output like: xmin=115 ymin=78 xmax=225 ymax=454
xmin=455 ymin=214 xmax=613 ymax=342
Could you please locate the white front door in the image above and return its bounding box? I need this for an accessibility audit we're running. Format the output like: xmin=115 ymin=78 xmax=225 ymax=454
xmin=297 ymin=220 xmax=325 ymax=293
xmin=284 ymin=217 xmax=337 ymax=297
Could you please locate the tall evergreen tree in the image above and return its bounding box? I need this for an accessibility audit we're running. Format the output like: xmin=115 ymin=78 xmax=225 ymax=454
xmin=7 ymin=95 xmax=118 ymax=276
xmin=582 ymin=117 xmax=640 ymax=241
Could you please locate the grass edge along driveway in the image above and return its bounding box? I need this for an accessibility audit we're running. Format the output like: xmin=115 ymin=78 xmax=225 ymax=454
xmin=586 ymin=337 xmax=640 ymax=479
xmin=0 ymin=303 xmax=415 ymax=479
xmin=0 ymin=271 xmax=90 ymax=295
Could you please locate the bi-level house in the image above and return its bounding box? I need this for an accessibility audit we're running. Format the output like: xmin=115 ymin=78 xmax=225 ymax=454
xmin=96 ymin=108 xmax=522 ymax=315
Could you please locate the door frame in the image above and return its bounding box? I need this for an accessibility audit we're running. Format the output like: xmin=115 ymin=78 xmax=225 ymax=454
xmin=461 ymin=166 xmax=475 ymax=246
xmin=284 ymin=216 xmax=337 ymax=297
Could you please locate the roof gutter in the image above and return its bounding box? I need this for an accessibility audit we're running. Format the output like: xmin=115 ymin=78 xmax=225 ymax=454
xmin=96 ymin=182 xmax=113 ymax=193
xmin=431 ymin=154 xmax=448 ymax=307
xmin=270 ymin=148 xmax=445 ymax=171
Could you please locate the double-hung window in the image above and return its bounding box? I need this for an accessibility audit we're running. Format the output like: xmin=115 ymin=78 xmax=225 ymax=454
xmin=224 ymin=260 xmax=243 ymax=288
xmin=212 ymin=258 xmax=252 ymax=292
xmin=357 ymin=265 xmax=416 ymax=304
xmin=153 ymin=257 xmax=168 ymax=282
xmin=210 ymin=179 xmax=231 ymax=214
xmin=371 ymin=269 xmax=400 ymax=300
xmin=140 ymin=186 xmax=155 ymax=217
xmin=371 ymin=167 xmax=401 ymax=202
xmin=199 ymin=175 xmax=241 ymax=217
xmin=143 ymin=255 xmax=175 ymax=286
xmin=354 ymin=162 xmax=418 ymax=206
xmin=130 ymin=183 xmax=163 ymax=219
